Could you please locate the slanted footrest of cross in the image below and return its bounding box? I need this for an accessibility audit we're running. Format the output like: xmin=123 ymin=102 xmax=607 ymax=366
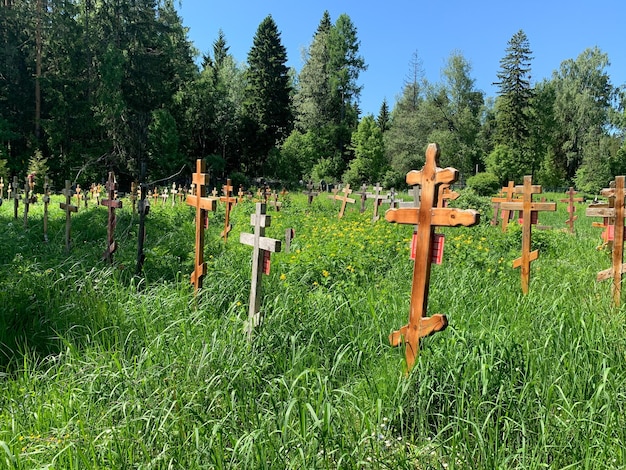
xmin=385 ymin=143 xmax=479 ymax=373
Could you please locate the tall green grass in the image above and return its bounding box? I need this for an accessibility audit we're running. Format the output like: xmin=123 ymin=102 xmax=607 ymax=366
xmin=0 ymin=190 xmax=624 ymax=468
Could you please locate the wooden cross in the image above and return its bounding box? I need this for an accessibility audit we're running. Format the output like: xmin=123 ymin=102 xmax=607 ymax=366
xmin=268 ymin=191 xmax=282 ymax=212
xmin=74 ymin=184 xmax=82 ymax=209
xmin=178 ymin=185 xmax=186 ymax=203
xmin=333 ymin=184 xmax=356 ymax=219
xmin=328 ymin=185 xmax=341 ymax=204
xmin=437 ymin=183 xmax=459 ymax=208
xmin=220 ymin=178 xmax=236 ymax=242
xmin=101 ymin=172 xmax=122 ymax=263
xmin=211 ymin=187 xmax=219 ymax=198
xmin=368 ymin=183 xmax=389 ymax=222
xmin=60 ymin=180 xmax=78 ymax=252
xmin=186 ymin=159 xmax=217 ymax=292
xmin=358 ymin=184 xmax=368 ymax=213
xmin=385 ymin=143 xmax=479 ymax=372
xmin=42 ymin=176 xmax=50 ymax=242
xmin=500 ymin=176 xmax=556 ymax=294
xmin=490 ymin=181 xmax=517 ymax=231
xmin=161 ymin=187 xmax=169 ymax=206
xmin=152 ymin=188 xmax=159 ymax=205
xmin=22 ymin=177 xmax=31 ymax=228
xmin=171 ymin=182 xmax=178 ymax=206
xmin=586 ymin=176 xmax=626 ymax=306
xmin=237 ymin=185 xmax=245 ymax=204
xmin=388 ymin=187 xmax=401 ymax=208
xmin=240 ymin=203 xmax=282 ymax=340
xmin=285 ymin=228 xmax=295 ymax=253
xmin=560 ymin=187 xmax=583 ymax=233
xmin=12 ymin=176 xmax=19 ymax=219
xmin=304 ymin=181 xmax=319 ymax=205
xmin=0 ymin=177 xmax=4 ymax=199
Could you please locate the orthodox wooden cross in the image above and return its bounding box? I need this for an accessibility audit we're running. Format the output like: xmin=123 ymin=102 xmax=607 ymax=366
xmin=368 ymin=183 xmax=389 ymax=222
xmin=42 ymin=176 xmax=50 ymax=242
xmin=211 ymin=187 xmax=219 ymax=198
xmin=161 ymin=187 xmax=169 ymax=206
xmin=151 ymin=188 xmax=159 ymax=205
xmin=12 ymin=176 xmax=19 ymax=219
xmin=586 ymin=176 xmax=626 ymax=306
xmin=240 ymin=203 xmax=282 ymax=340
xmin=0 ymin=177 xmax=4 ymax=199
xmin=130 ymin=182 xmax=138 ymax=214
xmin=328 ymin=185 xmax=341 ymax=204
xmin=590 ymin=184 xmax=616 ymax=249
xmin=186 ymin=159 xmax=217 ymax=292
xmin=387 ymin=187 xmax=401 ymax=208
xmin=60 ymin=180 xmax=77 ymax=252
xmin=220 ymin=178 xmax=236 ymax=242
xmin=490 ymin=181 xmax=517 ymax=231
xmin=333 ymin=184 xmax=356 ymax=218
xmin=560 ymin=187 xmax=583 ymax=233
xmin=74 ymin=184 xmax=82 ymax=209
xmin=101 ymin=172 xmax=122 ymax=263
xmin=238 ymin=185 xmax=245 ymax=204
xmin=304 ymin=182 xmax=319 ymax=205
xmin=385 ymin=143 xmax=479 ymax=372
xmin=178 ymin=185 xmax=186 ymax=204
xmin=171 ymin=182 xmax=178 ymax=206
xmin=500 ymin=176 xmax=556 ymax=294
xmin=268 ymin=191 xmax=282 ymax=211
xmin=437 ymin=183 xmax=459 ymax=208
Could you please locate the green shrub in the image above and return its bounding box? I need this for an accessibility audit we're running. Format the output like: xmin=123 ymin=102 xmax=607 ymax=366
xmin=466 ymin=172 xmax=500 ymax=196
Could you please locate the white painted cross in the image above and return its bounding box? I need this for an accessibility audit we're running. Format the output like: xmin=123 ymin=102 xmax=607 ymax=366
xmin=240 ymin=203 xmax=282 ymax=340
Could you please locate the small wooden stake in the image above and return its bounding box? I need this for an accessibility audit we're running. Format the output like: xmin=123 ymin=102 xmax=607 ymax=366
xmin=586 ymin=176 xmax=626 ymax=306
xmin=385 ymin=143 xmax=479 ymax=372
xmin=186 ymin=159 xmax=217 ymax=292
xmin=101 ymin=172 xmax=122 ymax=263
xmin=240 ymin=203 xmax=282 ymax=340
xmin=60 ymin=180 xmax=78 ymax=252
xmin=500 ymin=176 xmax=556 ymax=294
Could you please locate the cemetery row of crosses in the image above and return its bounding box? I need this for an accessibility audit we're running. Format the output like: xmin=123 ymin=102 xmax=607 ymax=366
xmin=2 ymin=142 xmax=626 ymax=372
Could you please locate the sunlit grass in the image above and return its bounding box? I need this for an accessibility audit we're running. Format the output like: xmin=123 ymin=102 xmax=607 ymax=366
xmin=0 ymin=189 xmax=625 ymax=468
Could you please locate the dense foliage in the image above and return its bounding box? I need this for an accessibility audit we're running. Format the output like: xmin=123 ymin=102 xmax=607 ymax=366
xmin=0 ymin=2 xmax=625 ymax=192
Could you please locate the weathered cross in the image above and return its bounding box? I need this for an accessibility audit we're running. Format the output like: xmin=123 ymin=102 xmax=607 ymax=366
xmin=22 ymin=177 xmax=31 ymax=228
xmin=500 ymin=176 xmax=556 ymax=294
xmin=101 ymin=172 xmax=123 ymax=263
xmin=328 ymin=185 xmax=341 ymax=204
xmin=171 ymin=182 xmax=178 ymax=206
xmin=74 ymin=184 xmax=82 ymax=209
xmin=240 ymin=203 xmax=282 ymax=340
xmin=333 ymin=184 xmax=356 ymax=219
xmin=60 ymin=180 xmax=78 ymax=252
xmin=490 ymin=181 xmax=517 ymax=231
xmin=186 ymin=159 xmax=217 ymax=292
xmin=268 ymin=191 xmax=282 ymax=212
xmin=130 ymin=182 xmax=138 ymax=214
xmin=560 ymin=187 xmax=584 ymax=233
xmin=368 ymin=183 xmax=389 ymax=222
xmin=358 ymin=183 xmax=368 ymax=213
xmin=152 ymin=188 xmax=159 ymax=205
xmin=586 ymin=176 xmax=626 ymax=306
xmin=304 ymin=181 xmax=319 ymax=205
xmin=220 ymin=178 xmax=236 ymax=242
xmin=160 ymin=187 xmax=169 ymax=206
xmin=385 ymin=143 xmax=479 ymax=372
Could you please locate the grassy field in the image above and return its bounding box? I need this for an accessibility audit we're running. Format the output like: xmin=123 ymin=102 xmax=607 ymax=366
xmin=0 ymin=187 xmax=625 ymax=469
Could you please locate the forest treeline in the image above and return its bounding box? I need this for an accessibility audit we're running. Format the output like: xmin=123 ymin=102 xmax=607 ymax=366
xmin=1 ymin=1 xmax=625 ymax=193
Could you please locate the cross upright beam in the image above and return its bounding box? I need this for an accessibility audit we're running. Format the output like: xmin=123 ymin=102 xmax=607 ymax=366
xmin=385 ymin=143 xmax=479 ymax=372
xmin=560 ymin=187 xmax=583 ymax=233
xmin=12 ymin=176 xmax=19 ymax=219
xmin=586 ymin=176 xmax=626 ymax=306
xmin=60 ymin=180 xmax=78 ymax=252
xmin=22 ymin=177 xmax=31 ymax=228
xmin=101 ymin=172 xmax=123 ymax=263
xmin=186 ymin=159 xmax=217 ymax=292
xmin=500 ymin=176 xmax=556 ymax=293
xmin=240 ymin=203 xmax=282 ymax=340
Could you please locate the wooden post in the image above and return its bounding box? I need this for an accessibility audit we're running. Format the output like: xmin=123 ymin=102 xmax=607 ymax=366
xmin=333 ymin=184 xmax=356 ymax=219
xmin=101 ymin=172 xmax=122 ymax=263
xmin=0 ymin=177 xmax=4 ymax=199
xmin=368 ymin=183 xmax=390 ymax=222
xmin=240 ymin=203 xmax=282 ymax=340
xmin=186 ymin=159 xmax=217 ymax=292
xmin=304 ymin=181 xmax=319 ymax=205
xmin=12 ymin=176 xmax=19 ymax=219
xmin=385 ymin=144 xmax=479 ymax=372
xmin=42 ymin=176 xmax=50 ymax=242
xmin=500 ymin=176 xmax=556 ymax=294
xmin=60 ymin=180 xmax=77 ymax=252
xmin=358 ymin=184 xmax=368 ymax=213
xmin=586 ymin=176 xmax=626 ymax=306
xmin=22 ymin=177 xmax=31 ymax=228
xmin=136 ymin=184 xmax=150 ymax=275
xmin=220 ymin=178 xmax=236 ymax=242
xmin=130 ymin=182 xmax=137 ymax=214
xmin=285 ymin=228 xmax=295 ymax=253
xmin=560 ymin=187 xmax=583 ymax=233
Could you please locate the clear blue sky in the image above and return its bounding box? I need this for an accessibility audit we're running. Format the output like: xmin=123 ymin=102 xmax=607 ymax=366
xmin=176 ymin=0 xmax=626 ymax=117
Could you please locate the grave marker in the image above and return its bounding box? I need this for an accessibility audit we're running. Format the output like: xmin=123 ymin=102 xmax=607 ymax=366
xmin=220 ymin=178 xmax=236 ymax=242
xmin=358 ymin=184 xmax=368 ymax=213
xmin=368 ymin=183 xmax=390 ymax=222
xmin=186 ymin=159 xmax=217 ymax=292
xmin=0 ymin=177 xmax=4 ymax=199
xmin=74 ymin=184 xmax=82 ymax=209
xmin=268 ymin=191 xmax=282 ymax=212
xmin=240 ymin=203 xmax=282 ymax=340
xmin=60 ymin=180 xmax=77 ymax=252
xmin=101 ymin=172 xmax=122 ymax=263
xmin=490 ymin=181 xmax=517 ymax=231
xmin=437 ymin=183 xmax=459 ymax=208
xmin=304 ymin=181 xmax=319 ymax=205
xmin=560 ymin=187 xmax=583 ymax=233
xmin=22 ymin=177 xmax=31 ymax=228
xmin=285 ymin=228 xmax=295 ymax=253
xmin=171 ymin=182 xmax=178 ymax=206
xmin=238 ymin=185 xmax=245 ymax=204
xmin=385 ymin=143 xmax=479 ymax=372
xmin=161 ymin=187 xmax=169 ymax=206
xmin=500 ymin=176 xmax=556 ymax=294
xmin=130 ymin=182 xmax=137 ymax=214
xmin=586 ymin=176 xmax=626 ymax=306
xmin=12 ymin=176 xmax=19 ymax=219
xmin=332 ymin=184 xmax=356 ymax=218
xmin=136 ymin=184 xmax=150 ymax=274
